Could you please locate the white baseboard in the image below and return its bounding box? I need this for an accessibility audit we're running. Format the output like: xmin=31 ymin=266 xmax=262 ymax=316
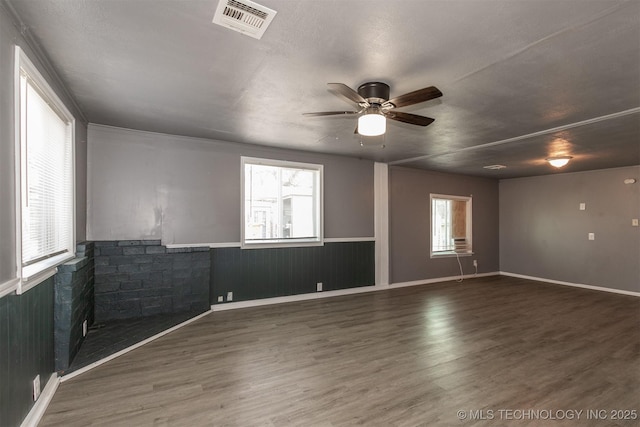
xmin=390 ymin=272 xmax=499 ymax=289
xmin=212 ymin=285 xmax=380 ymax=311
xmin=213 ymin=270 xmax=636 ymax=314
xmin=212 ymin=272 xmax=503 ymax=311
xmin=500 ymin=271 xmax=640 ymax=297
xmin=20 ymin=373 xmax=59 ymax=427
xmin=61 ymin=309 xmax=213 ymax=382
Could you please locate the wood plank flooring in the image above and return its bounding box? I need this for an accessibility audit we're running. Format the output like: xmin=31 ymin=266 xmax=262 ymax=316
xmin=40 ymin=276 xmax=639 ymax=426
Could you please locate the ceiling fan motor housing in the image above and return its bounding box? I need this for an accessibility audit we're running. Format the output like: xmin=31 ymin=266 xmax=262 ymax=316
xmin=304 ymin=81 xmax=440 ymax=128
xmin=358 ymin=82 xmax=390 ymax=104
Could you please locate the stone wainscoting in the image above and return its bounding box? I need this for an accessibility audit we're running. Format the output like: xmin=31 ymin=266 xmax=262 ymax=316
xmin=93 ymin=240 xmax=210 ymax=322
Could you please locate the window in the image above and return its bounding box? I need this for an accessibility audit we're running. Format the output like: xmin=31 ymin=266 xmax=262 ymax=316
xmin=242 ymin=157 xmax=323 ymax=248
xmin=15 ymin=47 xmax=75 ymax=292
xmin=430 ymin=194 xmax=472 ymax=257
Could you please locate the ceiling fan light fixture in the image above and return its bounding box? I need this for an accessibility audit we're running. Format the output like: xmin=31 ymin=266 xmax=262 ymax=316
xmin=546 ymin=156 xmax=573 ymax=168
xmin=358 ymin=113 xmax=386 ymax=136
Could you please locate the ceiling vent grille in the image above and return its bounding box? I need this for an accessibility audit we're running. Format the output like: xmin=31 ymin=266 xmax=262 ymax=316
xmin=212 ymin=0 xmax=277 ymax=40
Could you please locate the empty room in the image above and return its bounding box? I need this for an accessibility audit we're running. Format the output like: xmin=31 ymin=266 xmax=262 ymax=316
xmin=1 ymin=0 xmax=638 ymax=426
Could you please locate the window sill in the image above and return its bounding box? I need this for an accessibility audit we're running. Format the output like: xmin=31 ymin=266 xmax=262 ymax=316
xmin=242 ymin=239 xmax=324 ymax=250
xmin=431 ymin=251 xmax=474 ymax=259
xmin=0 ymin=278 xmax=20 ymax=299
xmin=20 ymin=252 xmax=75 ymax=294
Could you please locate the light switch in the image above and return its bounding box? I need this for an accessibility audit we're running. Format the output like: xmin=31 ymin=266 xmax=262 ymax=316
xmin=633 ymin=219 xmax=639 ymax=227
xmin=588 ymin=233 xmax=595 ymax=240
xmin=579 ymin=203 xmax=586 ymax=211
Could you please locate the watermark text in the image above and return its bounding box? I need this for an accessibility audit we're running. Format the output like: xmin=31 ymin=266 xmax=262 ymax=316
xmin=456 ymin=409 xmax=638 ymax=422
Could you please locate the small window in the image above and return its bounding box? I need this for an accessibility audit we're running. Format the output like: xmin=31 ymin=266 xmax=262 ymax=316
xmin=15 ymin=46 xmax=75 ymax=291
xmin=430 ymin=194 xmax=472 ymax=257
xmin=242 ymin=157 xmax=323 ymax=248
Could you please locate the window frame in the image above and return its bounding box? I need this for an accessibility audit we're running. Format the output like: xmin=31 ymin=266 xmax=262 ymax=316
xmin=430 ymin=193 xmax=473 ymax=258
xmin=241 ymin=156 xmax=323 ymax=249
xmin=13 ymin=46 xmax=76 ymax=295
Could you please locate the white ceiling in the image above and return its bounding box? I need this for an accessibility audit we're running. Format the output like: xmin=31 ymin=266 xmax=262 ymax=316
xmin=6 ymin=0 xmax=640 ymax=178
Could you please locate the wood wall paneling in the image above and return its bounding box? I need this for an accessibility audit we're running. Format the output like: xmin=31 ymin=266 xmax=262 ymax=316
xmin=211 ymin=242 xmax=375 ymax=303
xmin=0 ymin=278 xmax=55 ymax=427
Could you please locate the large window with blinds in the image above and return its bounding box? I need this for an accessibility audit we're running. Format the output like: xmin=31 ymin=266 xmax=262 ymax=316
xmin=15 ymin=46 xmax=75 ymax=291
xmin=430 ymin=194 xmax=472 ymax=257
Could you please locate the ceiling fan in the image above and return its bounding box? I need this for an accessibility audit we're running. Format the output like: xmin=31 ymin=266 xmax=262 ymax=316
xmin=304 ymin=82 xmax=443 ymax=136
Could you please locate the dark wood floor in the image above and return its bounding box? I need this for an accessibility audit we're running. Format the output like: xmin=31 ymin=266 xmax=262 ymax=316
xmin=41 ymin=276 xmax=639 ymax=426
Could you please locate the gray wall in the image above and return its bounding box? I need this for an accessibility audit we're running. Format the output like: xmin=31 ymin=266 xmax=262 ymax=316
xmin=0 ymin=3 xmax=19 ymax=286
xmin=500 ymin=166 xmax=640 ymax=293
xmin=0 ymin=4 xmax=87 ymax=425
xmin=388 ymin=166 xmax=500 ymax=284
xmin=75 ymin=124 xmax=88 ymax=242
xmin=87 ymin=124 xmax=374 ymax=243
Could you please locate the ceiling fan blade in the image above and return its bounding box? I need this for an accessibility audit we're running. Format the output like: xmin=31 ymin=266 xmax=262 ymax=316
xmin=328 ymin=83 xmax=369 ymax=107
xmin=303 ymin=111 xmax=360 ymax=117
xmin=386 ymin=86 xmax=443 ymax=109
xmin=384 ymin=111 xmax=435 ymax=126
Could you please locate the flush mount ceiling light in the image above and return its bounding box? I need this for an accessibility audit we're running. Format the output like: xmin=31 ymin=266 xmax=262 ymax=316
xmin=357 ymin=111 xmax=386 ymax=136
xmin=546 ymin=156 xmax=573 ymax=168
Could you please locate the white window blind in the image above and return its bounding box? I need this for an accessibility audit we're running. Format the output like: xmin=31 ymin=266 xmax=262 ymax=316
xmin=20 ymin=72 xmax=73 ymax=266
xmin=15 ymin=46 xmax=75 ymax=289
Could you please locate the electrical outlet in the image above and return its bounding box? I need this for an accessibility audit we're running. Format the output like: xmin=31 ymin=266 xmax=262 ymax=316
xmin=227 ymin=291 xmax=233 ymax=301
xmin=473 ymin=260 xmax=478 ymax=268
xmin=579 ymin=203 xmax=586 ymax=211
xmin=316 ymin=282 xmax=323 ymax=292
xmin=217 ymin=295 xmax=223 ymax=302
xmin=33 ymin=375 xmax=41 ymax=401
xmin=588 ymin=233 xmax=595 ymax=241
xmin=82 ymin=319 xmax=88 ymax=337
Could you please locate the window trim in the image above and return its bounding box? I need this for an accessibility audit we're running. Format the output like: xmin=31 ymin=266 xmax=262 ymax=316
xmin=241 ymin=156 xmax=324 ymax=249
xmin=14 ymin=46 xmax=76 ymax=294
xmin=0 ymin=278 xmax=20 ymax=300
xmin=430 ymin=193 xmax=473 ymax=258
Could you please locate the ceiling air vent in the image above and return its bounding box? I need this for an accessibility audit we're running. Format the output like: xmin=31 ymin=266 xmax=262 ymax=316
xmin=483 ymin=165 xmax=507 ymax=170
xmin=212 ymin=0 xmax=277 ymax=40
